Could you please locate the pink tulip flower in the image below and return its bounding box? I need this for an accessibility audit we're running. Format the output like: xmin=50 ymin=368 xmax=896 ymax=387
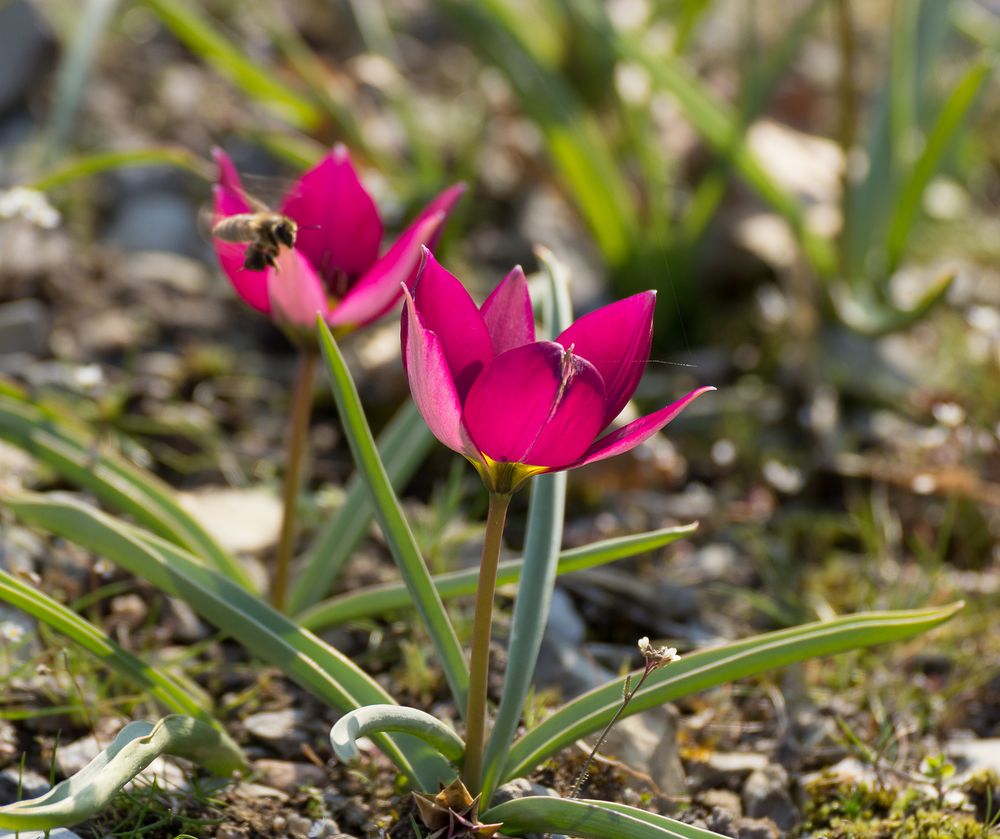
xmin=402 ymin=250 xmax=714 ymax=493
xmin=212 ymin=146 xmax=465 ymax=334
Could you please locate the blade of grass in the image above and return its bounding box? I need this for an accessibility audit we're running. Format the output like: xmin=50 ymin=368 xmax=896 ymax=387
xmin=288 ymin=399 xmax=434 ymax=615
xmin=502 ymin=602 xmax=962 ymax=782
xmin=142 ymin=0 xmax=320 ymax=130
xmin=31 ymin=148 xmax=214 ymax=191
xmin=317 ymin=321 xmax=469 ymax=714
xmin=0 ymin=393 xmax=252 ymax=590
xmin=0 ymin=568 xmax=233 ymax=742
xmin=481 ymin=796 xmax=727 ymax=839
xmin=4 ymin=492 xmax=450 ymax=789
xmin=297 ymin=524 xmax=696 ymax=630
xmin=479 ymin=247 xmax=570 ymax=805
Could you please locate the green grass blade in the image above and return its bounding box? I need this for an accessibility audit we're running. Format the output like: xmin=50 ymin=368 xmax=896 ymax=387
xmin=0 ymin=393 xmax=253 ymax=590
xmin=0 ymin=716 xmax=243 ymax=831
xmin=0 ymin=569 xmax=232 ymax=741
xmin=288 ymin=399 xmax=435 ymax=615
xmin=31 ymin=147 xmax=214 ymax=191
xmin=885 ymin=58 xmax=990 ymax=270
xmin=45 ymin=0 xmax=120 ymax=162
xmin=480 ymin=246 xmax=572 ymax=804
xmin=142 ymin=0 xmax=320 ymax=130
xmin=502 ymin=603 xmax=962 ymax=782
xmin=317 ymin=323 xmax=469 ymax=714
xmin=4 ymin=492 xmax=450 ymax=789
xmin=481 ymin=796 xmax=727 ymax=839
xmin=330 ymin=704 xmax=465 ymax=765
xmin=297 ymin=524 xmax=697 ymax=631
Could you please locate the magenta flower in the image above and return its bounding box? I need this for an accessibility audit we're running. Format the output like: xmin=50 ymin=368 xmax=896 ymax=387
xmin=402 ymin=250 xmax=714 ymax=493
xmin=212 ymin=146 xmax=465 ymax=334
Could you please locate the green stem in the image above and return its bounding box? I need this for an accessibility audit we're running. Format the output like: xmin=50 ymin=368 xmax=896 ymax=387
xmin=271 ymin=351 xmax=317 ymax=612
xmin=462 ymin=491 xmax=512 ymax=793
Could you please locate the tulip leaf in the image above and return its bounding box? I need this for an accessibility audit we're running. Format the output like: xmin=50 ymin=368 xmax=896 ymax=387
xmin=481 ymin=796 xmax=727 ymax=839
xmin=0 ymin=716 xmax=244 ymax=832
xmin=502 ymin=602 xmax=962 ymax=782
xmin=330 ymin=704 xmax=465 ymax=765
xmin=831 ymin=270 xmax=954 ymax=336
xmin=31 ymin=147 xmax=214 ymax=191
xmin=141 ymin=0 xmax=321 ymax=130
xmin=3 ymin=491 xmax=451 ymax=790
xmin=0 ymin=568 xmax=236 ymax=748
xmin=316 ymin=320 xmax=469 ymax=714
xmin=0 ymin=390 xmax=253 ymax=590
xmin=297 ymin=524 xmax=697 ymax=631
xmin=480 ymin=247 xmax=572 ymax=804
xmin=289 ymin=399 xmax=435 ymax=614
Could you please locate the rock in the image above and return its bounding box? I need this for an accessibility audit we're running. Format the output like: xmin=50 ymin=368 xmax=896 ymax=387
xmin=699 ymin=788 xmax=742 ymax=818
xmin=0 ymin=299 xmax=49 ymax=356
xmin=544 ymin=588 xmax=586 ymax=646
xmin=215 ymin=825 xmax=248 ymax=839
xmin=742 ymin=764 xmax=798 ymax=833
xmin=491 ymin=777 xmax=559 ymax=805
xmin=0 ymin=830 xmax=83 ymax=839
xmin=104 ymin=190 xmax=203 ymax=258
xmin=287 ymin=813 xmax=313 ymax=838
xmin=0 ymin=767 xmax=50 ymax=803
xmin=254 ymin=758 xmax=326 ymax=792
xmin=243 ymin=709 xmax=307 ymax=752
xmin=178 ymin=487 xmax=283 ymax=555
xmin=947 ymin=738 xmax=1000 ymax=776
xmin=0 ymin=1 xmax=54 ymax=115
xmin=686 ymin=751 xmax=769 ymax=791
xmin=735 ymin=816 xmax=780 ymax=839
xmin=306 ymin=818 xmax=343 ymax=838
xmin=232 ymin=781 xmax=289 ymax=802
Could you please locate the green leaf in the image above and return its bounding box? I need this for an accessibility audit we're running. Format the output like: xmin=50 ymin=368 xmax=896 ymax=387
xmin=142 ymin=0 xmax=321 ymax=130
xmin=482 ymin=796 xmax=727 ymax=839
xmin=0 ymin=392 xmax=252 ymax=590
xmin=4 ymin=492 xmax=451 ymax=789
xmin=316 ymin=322 xmax=469 ymax=714
xmin=330 ymin=704 xmax=465 ymax=765
xmin=0 ymin=569 xmax=235 ymax=745
xmin=297 ymin=524 xmax=696 ymax=631
xmin=289 ymin=399 xmax=435 ymax=614
xmin=885 ymin=58 xmax=990 ymax=270
xmin=0 ymin=716 xmax=244 ymax=831
xmin=502 ymin=603 xmax=962 ymax=782
xmin=480 ymin=246 xmax=572 ymax=804
xmin=31 ymin=147 xmax=214 ymax=191
xmin=831 ymin=270 xmax=955 ymax=336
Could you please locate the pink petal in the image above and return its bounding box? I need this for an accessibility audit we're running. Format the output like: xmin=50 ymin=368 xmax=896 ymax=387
xmin=211 ymin=150 xmax=269 ymax=313
xmin=462 ymin=342 xmax=606 ymax=469
xmin=402 ymin=288 xmax=478 ymax=459
xmin=481 ymin=266 xmax=535 ymax=355
xmin=280 ymin=145 xmax=383 ymax=282
xmin=567 ymin=386 xmax=714 ymax=469
xmin=556 ymin=292 xmax=656 ymax=427
xmin=267 ymin=249 xmax=331 ymax=328
xmin=409 ymin=249 xmax=494 ymax=399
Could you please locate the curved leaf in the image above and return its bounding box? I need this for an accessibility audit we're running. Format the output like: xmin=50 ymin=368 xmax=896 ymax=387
xmin=331 ymin=705 xmax=465 ymax=765
xmin=502 ymin=603 xmax=962 ymax=782
xmin=0 ymin=716 xmax=243 ymax=831
xmin=297 ymin=524 xmax=697 ymax=631
xmin=317 ymin=321 xmax=469 ymax=714
xmin=481 ymin=796 xmax=726 ymax=839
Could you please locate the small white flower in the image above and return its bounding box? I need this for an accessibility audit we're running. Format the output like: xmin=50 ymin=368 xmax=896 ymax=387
xmin=0 ymin=622 xmax=25 ymax=643
xmin=0 ymin=187 xmax=61 ymax=229
xmin=638 ymin=636 xmax=680 ymax=670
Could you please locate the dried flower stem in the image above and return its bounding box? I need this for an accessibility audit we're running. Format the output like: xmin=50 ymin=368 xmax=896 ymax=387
xmin=462 ymin=491 xmax=511 ymax=793
xmin=272 ymin=350 xmax=317 ymax=612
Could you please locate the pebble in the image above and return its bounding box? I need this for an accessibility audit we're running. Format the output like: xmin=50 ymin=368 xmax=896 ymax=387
xmin=215 ymin=825 xmax=248 ymax=839
xmin=742 ymin=764 xmax=798 ymax=832
xmin=178 ymin=487 xmax=283 ymax=555
xmin=254 ymin=758 xmax=326 ymax=792
xmin=948 ymin=738 xmax=1000 ymax=776
xmin=492 ymin=777 xmax=559 ymax=805
xmin=734 ymin=816 xmax=780 ymax=839
xmin=699 ymin=787 xmax=742 ymax=818
xmin=0 ymin=1 xmax=54 ymax=115
xmin=287 ymin=813 xmax=313 ymax=838
xmin=0 ymin=767 xmax=50 ymax=802
xmin=686 ymin=751 xmax=769 ymax=791
xmin=0 ymin=299 xmax=49 ymax=357
xmin=0 ymin=830 xmax=83 ymax=839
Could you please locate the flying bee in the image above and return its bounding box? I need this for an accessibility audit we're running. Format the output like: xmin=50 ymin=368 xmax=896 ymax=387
xmin=211 ymin=211 xmax=298 ymax=272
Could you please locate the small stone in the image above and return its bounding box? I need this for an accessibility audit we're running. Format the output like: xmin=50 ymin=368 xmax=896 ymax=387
xmin=0 ymin=300 xmax=49 ymax=357
xmin=491 ymin=777 xmax=559 ymax=805
xmin=544 ymin=588 xmax=586 ymax=646
xmin=215 ymin=825 xmax=248 ymax=839
xmin=699 ymin=788 xmax=742 ymax=818
xmin=0 ymin=830 xmax=83 ymax=839
xmin=244 ymin=709 xmax=306 ymax=751
xmin=254 ymin=758 xmax=326 ymax=792
xmin=735 ymin=816 xmax=780 ymax=839
xmin=948 ymin=738 xmax=1000 ymax=775
xmin=232 ymin=781 xmax=288 ymax=802
xmin=0 ymin=767 xmax=50 ymax=802
xmin=287 ymin=813 xmax=313 ymax=838
xmin=306 ymin=818 xmax=342 ymax=838
xmin=686 ymin=751 xmax=769 ymax=791
xmin=742 ymin=764 xmax=798 ymax=832
xmin=178 ymin=487 xmax=283 ymax=554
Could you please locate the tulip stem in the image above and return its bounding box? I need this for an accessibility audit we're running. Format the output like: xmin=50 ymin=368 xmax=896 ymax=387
xmin=462 ymin=490 xmax=512 ymax=793
xmin=272 ymin=350 xmax=317 ymax=612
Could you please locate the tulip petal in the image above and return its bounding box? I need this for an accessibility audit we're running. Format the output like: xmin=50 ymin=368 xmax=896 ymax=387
xmin=481 ymin=266 xmax=535 ymax=355
xmin=267 ymin=248 xmax=331 ymax=328
xmin=556 ymin=291 xmax=656 ymax=426
xmin=567 ymin=386 xmax=715 ymax=469
xmin=281 ymin=145 xmax=383 ymax=282
xmin=402 ymin=288 xmax=478 ymax=459
xmin=409 ymin=249 xmax=494 ymax=399
xmin=463 ymin=342 xmax=606 ymax=469
xmin=211 ymin=150 xmax=269 ymax=313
